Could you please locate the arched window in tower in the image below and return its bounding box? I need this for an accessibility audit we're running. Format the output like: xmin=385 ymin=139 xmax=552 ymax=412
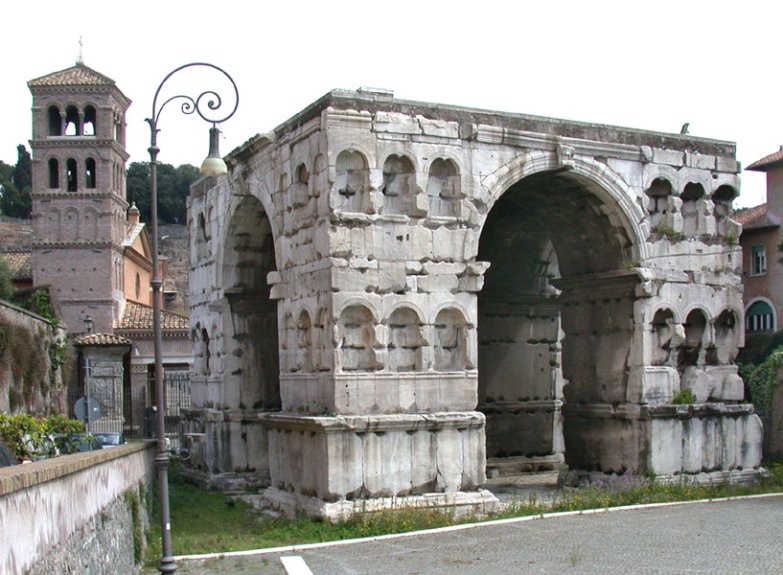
xmin=48 ymin=158 xmax=59 ymax=189
xmin=85 ymin=158 xmax=96 ymax=188
xmin=83 ymin=106 xmax=96 ymax=136
xmin=64 ymin=106 xmax=80 ymax=136
xmin=66 ymin=158 xmax=78 ymax=191
xmin=48 ymin=106 xmax=62 ymax=136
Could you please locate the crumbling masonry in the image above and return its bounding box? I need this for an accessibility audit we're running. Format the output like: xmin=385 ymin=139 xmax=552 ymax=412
xmin=186 ymin=89 xmax=762 ymax=518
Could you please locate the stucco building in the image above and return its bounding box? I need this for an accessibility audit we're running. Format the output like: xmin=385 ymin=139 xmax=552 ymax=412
xmin=737 ymin=147 xmax=783 ymax=335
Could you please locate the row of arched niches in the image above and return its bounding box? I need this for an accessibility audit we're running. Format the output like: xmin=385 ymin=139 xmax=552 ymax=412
xmin=193 ymin=303 xmax=473 ymax=377
xmin=281 ymin=303 xmax=473 ymax=373
xmin=282 ymin=149 xmax=739 ymax=227
xmin=193 ymin=301 xmax=741 ymax=378
xmin=651 ymin=307 xmax=740 ymax=367
xmin=332 ymin=151 xmax=462 ymax=217
xmin=195 ymin=151 xmax=740 ymax=252
xmin=263 ymin=150 xmax=463 ymax=219
xmin=645 ymin=178 xmax=738 ymax=239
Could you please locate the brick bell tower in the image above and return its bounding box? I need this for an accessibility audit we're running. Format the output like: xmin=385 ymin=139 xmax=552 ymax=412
xmin=28 ymin=58 xmax=131 ymax=335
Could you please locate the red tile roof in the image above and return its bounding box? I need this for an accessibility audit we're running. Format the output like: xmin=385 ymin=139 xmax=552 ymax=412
xmin=747 ymin=148 xmax=783 ymax=172
xmin=0 ymin=249 xmax=32 ymax=281
xmin=116 ymin=301 xmax=189 ymax=331
xmin=735 ymin=203 xmax=780 ymax=231
xmin=73 ymin=333 xmax=133 ymax=347
xmin=28 ymin=64 xmax=116 ymax=88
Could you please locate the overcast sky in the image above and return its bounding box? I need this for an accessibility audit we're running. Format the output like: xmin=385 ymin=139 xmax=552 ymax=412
xmin=3 ymin=0 xmax=779 ymax=208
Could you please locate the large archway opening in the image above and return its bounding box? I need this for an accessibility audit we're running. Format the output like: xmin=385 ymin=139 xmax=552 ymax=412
xmin=221 ymin=196 xmax=280 ymax=411
xmin=478 ymin=170 xmax=639 ymax=476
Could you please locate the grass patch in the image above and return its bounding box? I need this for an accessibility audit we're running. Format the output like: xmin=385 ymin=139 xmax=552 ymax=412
xmin=146 ymin=464 xmax=783 ymax=567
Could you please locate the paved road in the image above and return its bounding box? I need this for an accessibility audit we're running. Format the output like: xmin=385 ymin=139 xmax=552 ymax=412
xmin=174 ymin=495 xmax=783 ymax=575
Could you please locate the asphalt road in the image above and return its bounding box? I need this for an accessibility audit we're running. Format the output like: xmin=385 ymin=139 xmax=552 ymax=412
xmin=172 ymin=494 xmax=783 ymax=575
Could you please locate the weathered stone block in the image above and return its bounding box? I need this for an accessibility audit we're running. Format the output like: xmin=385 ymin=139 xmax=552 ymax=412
xmin=651 ymin=418 xmax=684 ymax=475
xmin=652 ymin=148 xmax=684 ymax=167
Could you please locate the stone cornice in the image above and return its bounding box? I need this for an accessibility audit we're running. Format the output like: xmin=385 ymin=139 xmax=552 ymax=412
xmin=31 ymin=190 xmax=127 ymax=201
xmin=259 ymin=411 xmax=486 ymax=433
xmin=32 ymin=240 xmax=115 ymax=249
xmin=30 ymin=138 xmax=130 ymax=161
xmin=302 ymin=91 xmax=736 ymax=156
xmin=476 ymin=125 xmax=644 ymax=162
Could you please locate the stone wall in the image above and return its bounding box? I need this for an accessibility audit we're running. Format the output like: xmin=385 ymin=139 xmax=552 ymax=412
xmin=0 ymin=299 xmax=68 ymax=414
xmin=0 ymin=442 xmax=155 ymax=575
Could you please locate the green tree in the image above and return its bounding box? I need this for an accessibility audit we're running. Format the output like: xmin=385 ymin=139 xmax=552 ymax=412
xmin=126 ymin=162 xmax=199 ymax=224
xmin=0 ymin=145 xmax=32 ymax=218
xmin=13 ymin=145 xmax=32 ymax=191
xmin=0 ymin=257 xmax=13 ymax=300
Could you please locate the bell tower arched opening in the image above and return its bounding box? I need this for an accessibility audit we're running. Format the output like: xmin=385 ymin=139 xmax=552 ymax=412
xmin=478 ymin=170 xmax=639 ymax=475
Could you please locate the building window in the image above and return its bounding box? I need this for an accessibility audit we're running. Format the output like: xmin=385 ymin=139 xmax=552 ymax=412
xmin=85 ymin=158 xmax=96 ymax=188
xmin=48 ymin=158 xmax=59 ymax=189
xmin=48 ymin=106 xmax=62 ymax=136
xmin=83 ymin=106 xmax=96 ymax=136
xmin=66 ymin=158 xmax=78 ymax=192
xmin=746 ymin=300 xmax=775 ymax=333
xmin=751 ymin=245 xmax=767 ymax=276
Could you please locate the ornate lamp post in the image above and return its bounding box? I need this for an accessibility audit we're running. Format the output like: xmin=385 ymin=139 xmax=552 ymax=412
xmin=147 ymin=63 xmax=238 ymax=574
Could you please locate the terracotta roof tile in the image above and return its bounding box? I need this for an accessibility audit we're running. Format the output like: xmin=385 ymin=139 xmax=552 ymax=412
xmin=28 ymin=64 xmax=116 ymax=88
xmin=747 ymin=148 xmax=783 ymax=172
xmin=73 ymin=333 xmax=133 ymax=347
xmin=0 ymin=249 xmax=32 ymax=281
xmin=116 ymin=301 xmax=189 ymax=331
xmin=736 ymin=203 xmax=780 ymax=230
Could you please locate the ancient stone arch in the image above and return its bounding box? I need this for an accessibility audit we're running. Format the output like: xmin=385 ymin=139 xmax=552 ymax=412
xmin=188 ymin=89 xmax=761 ymax=517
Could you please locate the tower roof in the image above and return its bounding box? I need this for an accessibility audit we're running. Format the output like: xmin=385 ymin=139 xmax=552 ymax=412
xmin=28 ymin=63 xmax=116 ymax=88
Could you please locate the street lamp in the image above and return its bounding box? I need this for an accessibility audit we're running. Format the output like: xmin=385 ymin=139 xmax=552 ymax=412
xmin=146 ymin=62 xmax=238 ymax=574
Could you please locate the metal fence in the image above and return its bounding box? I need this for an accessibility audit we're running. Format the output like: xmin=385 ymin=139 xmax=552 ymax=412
xmin=70 ymin=361 xmax=191 ymax=452
xmin=158 ymin=367 xmax=190 ymax=450
xmin=68 ymin=360 xmax=122 ymax=434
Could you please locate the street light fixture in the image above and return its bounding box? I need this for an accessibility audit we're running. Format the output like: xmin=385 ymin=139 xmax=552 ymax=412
xmin=146 ymin=62 xmax=238 ymax=574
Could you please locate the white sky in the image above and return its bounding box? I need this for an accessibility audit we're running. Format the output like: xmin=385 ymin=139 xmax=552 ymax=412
xmin=3 ymin=0 xmax=780 ymax=208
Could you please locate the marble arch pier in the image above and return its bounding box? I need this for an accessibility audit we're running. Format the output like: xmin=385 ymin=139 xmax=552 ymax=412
xmin=186 ymin=89 xmax=762 ymax=518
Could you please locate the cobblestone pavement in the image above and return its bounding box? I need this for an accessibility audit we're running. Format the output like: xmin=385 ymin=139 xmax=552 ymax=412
xmin=173 ymin=495 xmax=783 ymax=575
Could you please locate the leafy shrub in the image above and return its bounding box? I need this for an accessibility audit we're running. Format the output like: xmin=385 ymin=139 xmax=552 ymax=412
xmin=672 ymin=388 xmax=696 ymax=405
xmin=652 ymin=224 xmax=684 ymax=241
xmin=0 ymin=413 xmax=84 ymax=460
xmin=739 ymin=346 xmax=783 ymax=417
